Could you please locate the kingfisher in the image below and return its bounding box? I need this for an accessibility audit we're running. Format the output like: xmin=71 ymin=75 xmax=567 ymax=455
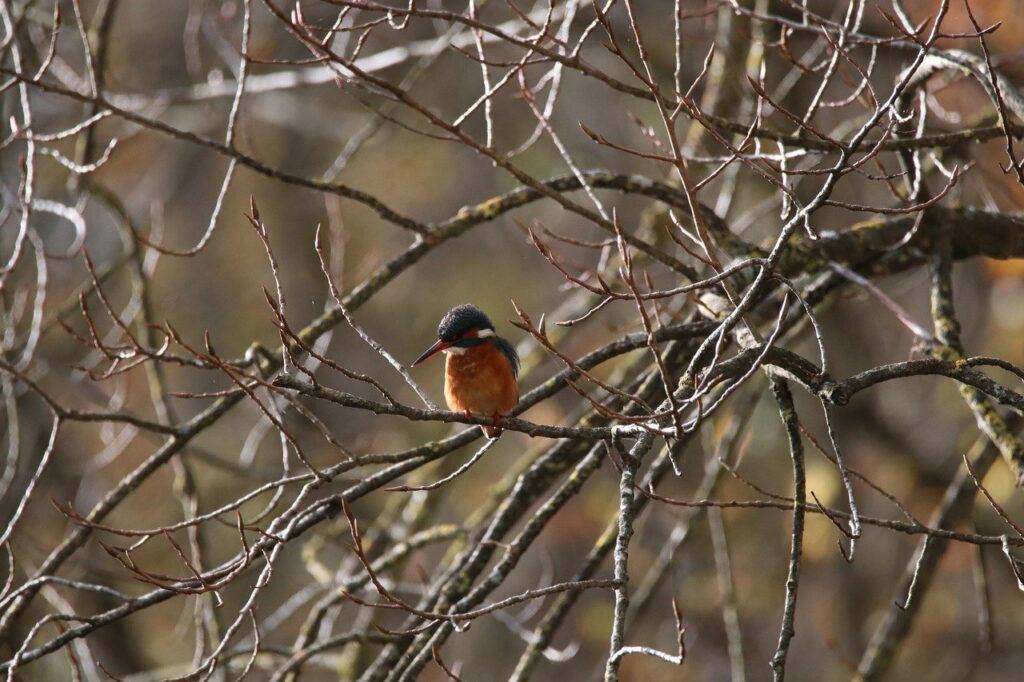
xmin=412 ymin=304 xmax=520 ymax=438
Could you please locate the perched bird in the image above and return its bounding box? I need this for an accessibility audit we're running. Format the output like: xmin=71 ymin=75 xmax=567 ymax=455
xmin=412 ymin=304 xmax=519 ymax=438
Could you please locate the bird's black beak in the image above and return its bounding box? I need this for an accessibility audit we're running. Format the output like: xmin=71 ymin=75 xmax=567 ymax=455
xmin=412 ymin=338 xmax=450 ymax=366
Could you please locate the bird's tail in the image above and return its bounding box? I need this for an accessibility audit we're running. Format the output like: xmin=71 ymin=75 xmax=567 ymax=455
xmin=485 ymin=425 xmax=503 ymax=439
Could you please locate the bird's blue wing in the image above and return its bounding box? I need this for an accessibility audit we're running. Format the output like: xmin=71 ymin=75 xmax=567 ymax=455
xmin=495 ymin=337 xmax=520 ymax=378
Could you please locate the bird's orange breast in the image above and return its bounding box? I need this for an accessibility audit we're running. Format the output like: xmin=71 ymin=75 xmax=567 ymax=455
xmin=444 ymin=342 xmax=518 ymax=417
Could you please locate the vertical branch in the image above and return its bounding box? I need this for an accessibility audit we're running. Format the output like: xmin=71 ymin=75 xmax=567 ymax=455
xmin=929 ymin=234 xmax=1024 ymax=482
xmin=0 ymin=0 xmax=36 ymax=283
xmin=971 ymin=542 xmax=993 ymax=655
xmin=604 ymin=431 xmax=652 ymax=681
xmin=709 ymin=506 xmax=746 ymax=682
xmin=69 ymin=0 xmax=118 ymax=190
xmin=768 ymin=379 xmax=804 ymax=681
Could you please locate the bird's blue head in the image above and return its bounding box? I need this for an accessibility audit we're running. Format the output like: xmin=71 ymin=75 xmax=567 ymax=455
xmin=413 ymin=304 xmax=518 ymax=376
xmin=437 ymin=304 xmax=494 ymax=342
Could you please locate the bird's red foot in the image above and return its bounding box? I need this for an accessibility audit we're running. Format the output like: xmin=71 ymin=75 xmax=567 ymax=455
xmin=485 ymin=413 xmax=503 ymax=439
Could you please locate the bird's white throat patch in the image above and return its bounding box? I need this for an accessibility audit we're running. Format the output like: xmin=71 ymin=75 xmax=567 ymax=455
xmin=443 ymin=346 xmax=468 ymax=355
